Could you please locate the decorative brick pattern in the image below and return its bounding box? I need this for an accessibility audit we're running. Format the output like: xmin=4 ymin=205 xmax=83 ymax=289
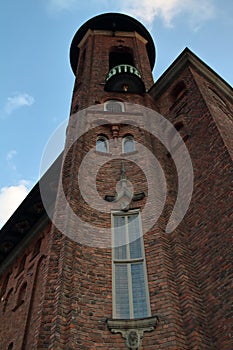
xmin=0 ymin=14 xmax=232 ymax=350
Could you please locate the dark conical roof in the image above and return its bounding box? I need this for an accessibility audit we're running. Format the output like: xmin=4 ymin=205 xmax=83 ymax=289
xmin=70 ymin=12 xmax=156 ymax=75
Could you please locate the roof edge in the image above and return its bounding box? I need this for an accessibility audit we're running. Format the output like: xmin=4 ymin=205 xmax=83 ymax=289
xmin=149 ymin=48 xmax=233 ymax=102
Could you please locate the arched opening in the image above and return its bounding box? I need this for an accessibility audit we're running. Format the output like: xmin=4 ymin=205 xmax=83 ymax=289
xmin=96 ymin=135 xmax=109 ymax=153
xmin=123 ymin=135 xmax=135 ymax=153
xmin=109 ymin=46 xmax=134 ymax=69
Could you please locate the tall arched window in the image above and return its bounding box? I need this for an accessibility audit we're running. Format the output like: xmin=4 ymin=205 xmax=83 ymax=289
xmin=111 ymin=210 xmax=151 ymax=319
xmin=123 ymin=135 xmax=134 ymax=153
xmin=96 ymin=135 xmax=109 ymax=153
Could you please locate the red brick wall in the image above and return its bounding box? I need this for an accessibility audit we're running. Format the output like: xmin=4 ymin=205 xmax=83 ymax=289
xmin=1 ymin=28 xmax=232 ymax=350
xmin=70 ymin=30 xmax=154 ymax=114
xmin=0 ymin=223 xmax=50 ymax=350
xmin=153 ymin=66 xmax=233 ymax=349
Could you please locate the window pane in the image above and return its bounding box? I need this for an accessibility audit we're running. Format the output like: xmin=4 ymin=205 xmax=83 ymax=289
xmin=123 ymin=137 xmax=134 ymax=153
xmin=115 ymin=264 xmax=130 ymax=319
xmin=131 ymin=263 xmax=148 ymax=318
xmin=114 ymin=216 xmax=127 ymax=259
xmin=105 ymin=101 xmax=123 ymax=113
xmin=128 ymin=214 xmax=142 ymax=259
xmin=96 ymin=138 xmax=107 ymax=152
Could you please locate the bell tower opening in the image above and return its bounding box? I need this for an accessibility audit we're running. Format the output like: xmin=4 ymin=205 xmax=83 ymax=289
xmin=109 ymin=47 xmax=134 ymax=69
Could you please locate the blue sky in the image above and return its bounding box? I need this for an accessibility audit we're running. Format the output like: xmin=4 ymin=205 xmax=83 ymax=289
xmin=0 ymin=0 xmax=233 ymax=227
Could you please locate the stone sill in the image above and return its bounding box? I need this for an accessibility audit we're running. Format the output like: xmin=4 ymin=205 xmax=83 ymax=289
xmin=107 ymin=315 xmax=159 ymax=349
xmin=107 ymin=315 xmax=159 ymax=330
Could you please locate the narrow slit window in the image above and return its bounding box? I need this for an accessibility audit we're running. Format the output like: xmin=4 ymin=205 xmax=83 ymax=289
xmin=112 ymin=211 xmax=151 ymax=319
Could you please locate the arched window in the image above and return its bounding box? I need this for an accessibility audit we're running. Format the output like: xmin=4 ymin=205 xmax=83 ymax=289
xmin=123 ymin=135 xmax=134 ymax=153
xmin=111 ymin=211 xmax=151 ymax=319
xmin=96 ymin=135 xmax=108 ymax=153
xmin=104 ymin=100 xmax=125 ymax=113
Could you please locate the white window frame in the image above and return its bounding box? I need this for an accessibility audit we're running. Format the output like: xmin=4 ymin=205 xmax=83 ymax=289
xmin=104 ymin=100 xmax=125 ymax=113
xmin=111 ymin=210 xmax=151 ymax=319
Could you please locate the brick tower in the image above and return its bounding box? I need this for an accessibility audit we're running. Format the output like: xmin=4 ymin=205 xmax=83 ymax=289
xmin=0 ymin=13 xmax=232 ymax=350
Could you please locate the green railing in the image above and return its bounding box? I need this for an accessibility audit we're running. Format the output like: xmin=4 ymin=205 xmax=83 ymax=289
xmin=106 ymin=64 xmax=142 ymax=82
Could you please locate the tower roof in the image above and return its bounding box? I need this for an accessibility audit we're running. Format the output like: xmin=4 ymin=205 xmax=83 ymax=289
xmin=70 ymin=12 xmax=156 ymax=75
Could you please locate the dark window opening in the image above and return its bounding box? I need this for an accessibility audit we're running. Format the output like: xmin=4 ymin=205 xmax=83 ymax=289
xmin=7 ymin=342 xmax=14 ymax=350
xmin=109 ymin=47 xmax=134 ymax=70
xmin=174 ymin=121 xmax=184 ymax=131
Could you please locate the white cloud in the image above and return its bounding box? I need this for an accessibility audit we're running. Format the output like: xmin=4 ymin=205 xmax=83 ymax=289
xmin=4 ymin=93 xmax=35 ymax=115
xmin=119 ymin=0 xmax=216 ymax=27
xmin=45 ymin=0 xmax=216 ymax=28
xmin=0 ymin=181 xmax=30 ymax=228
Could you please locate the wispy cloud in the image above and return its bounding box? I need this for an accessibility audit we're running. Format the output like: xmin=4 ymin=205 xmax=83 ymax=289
xmin=4 ymin=93 xmax=35 ymax=115
xmin=6 ymin=150 xmax=17 ymax=171
xmin=47 ymin=0 xmax=76 ymax=12
xmin=119 ymin=0 xmax=216 ymax=27
xmin=46 ymin=0 xmax=216 ymax=29
xmin=0 ymin=180 xmax=30 ymax=228
xmin=6 ymin=150 xmax=17 ymax=162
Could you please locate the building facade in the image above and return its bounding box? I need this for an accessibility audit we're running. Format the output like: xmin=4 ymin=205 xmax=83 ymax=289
xmin=0 ymin=13 xmax=232 ymax=350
